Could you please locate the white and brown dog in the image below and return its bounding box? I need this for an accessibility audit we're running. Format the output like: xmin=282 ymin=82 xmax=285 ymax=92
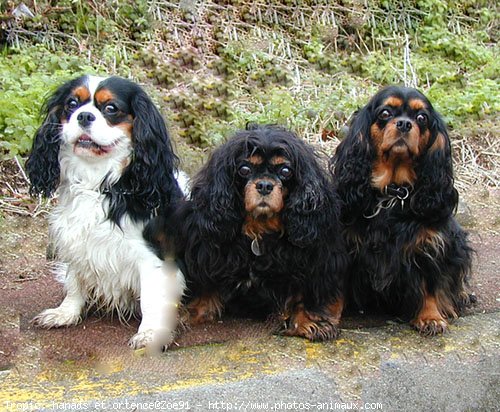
xmin=26 ymin=75 xmax=187 ymax=350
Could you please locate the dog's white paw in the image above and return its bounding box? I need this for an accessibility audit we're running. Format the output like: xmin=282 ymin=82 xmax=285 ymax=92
xmin=128 ymin=329 xmax=175 ymax=351
xmin=32 ymin=307 xmax=81 ymax=328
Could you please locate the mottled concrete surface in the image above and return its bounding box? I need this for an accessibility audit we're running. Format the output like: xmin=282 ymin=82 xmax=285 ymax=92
xmin=1 ymin=313 xmax=498 ymax=411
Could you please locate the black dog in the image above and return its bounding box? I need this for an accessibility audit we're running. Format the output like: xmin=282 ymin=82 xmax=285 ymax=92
xmin=148 ymin=124 xmax=348 ymax=341
xmin=331 ymin=86 xmax=472 ymax=335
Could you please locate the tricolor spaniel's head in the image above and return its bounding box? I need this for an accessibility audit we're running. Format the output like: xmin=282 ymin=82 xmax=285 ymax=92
xmin=26 ymin=75 xmax=181 ymax=223
xmin=60 ymin=76 xmax=136 ymax=159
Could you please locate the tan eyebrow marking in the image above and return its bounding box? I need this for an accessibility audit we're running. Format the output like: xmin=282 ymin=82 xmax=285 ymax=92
xmin=382 ymin=96 xmax=403 ymax=108
xmin=95 ymin=88 xmax=115 ymax=105
xmin=270 ymin=155 xmax=288 ymax=165
xmin=248 ymin=154 xmax=264 ymax=165
xmin=73 ymin=86 xmax=91 ymax=102
xmin=409 ymin=99 xmax=426 ymax=111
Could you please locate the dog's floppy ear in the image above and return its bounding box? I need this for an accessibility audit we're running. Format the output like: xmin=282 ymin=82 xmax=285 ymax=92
xmin=330 ymin=105 xmax=376 ymax=222
xmin=189 ymin=138 xmax=242 ymax=239
xmin=284 ymin=140 xmax=340 ymax=247
xmin=25 ymin=85 xmax=70 ymax=197
xmin=410 ymin=111 xmax=458 ymax=221
xmin=106 ymin=88 xmax=181 ymax=224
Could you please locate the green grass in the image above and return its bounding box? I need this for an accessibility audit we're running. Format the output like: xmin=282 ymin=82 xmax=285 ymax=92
xmin=0 ymin=0 xmax=498 ymax=158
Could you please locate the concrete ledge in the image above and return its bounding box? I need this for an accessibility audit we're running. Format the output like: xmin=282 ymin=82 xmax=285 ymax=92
xmin=1 ymin=312 xmax=498 ymax=411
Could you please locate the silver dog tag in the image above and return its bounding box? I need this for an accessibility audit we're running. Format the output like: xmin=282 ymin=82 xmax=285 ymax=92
xmin=251 ymin=238 xmax=262 ymax=256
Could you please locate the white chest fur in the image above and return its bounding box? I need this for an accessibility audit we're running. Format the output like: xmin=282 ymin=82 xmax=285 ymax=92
xmin=50 ymin=149 xmax=149 ymax=316
xmin=51 ymin=184 xmax=148 ymax=316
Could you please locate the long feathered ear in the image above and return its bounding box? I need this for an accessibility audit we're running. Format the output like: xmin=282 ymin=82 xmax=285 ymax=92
xmin=107 ymin=88 xmax=182 ymax=223
xmin=284 ymin=141 xmax=340 ymax=247
xmin=410 ymin=112 xmax=458 ymax=221
xmin=25 ymin=92 xmax=66 ymax=197
xmin=189 ymin=140 xmax=242 ymax=239
xmin=330 ymin=106 xmax=376 ymax=222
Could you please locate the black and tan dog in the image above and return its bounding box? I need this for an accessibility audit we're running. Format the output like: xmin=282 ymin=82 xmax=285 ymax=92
xmin=331 ymin=86 xmax=473 ymax=335
xmin=148 ymin=124 xmax=349 ymax=341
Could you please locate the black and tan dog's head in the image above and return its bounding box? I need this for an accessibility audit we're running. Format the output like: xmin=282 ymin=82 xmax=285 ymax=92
xmin=365 ymin=86 xmax=449 ymax=189
xmin=370 ymin=88 xmax=434 ymax=159
xmin=190 ymin=124 xmax=338 ymax=246
xmin=239 ymin=150 xmax=290 ymax=219
xmin=235 ymin=129 xmax=296 ymax=239
xmin=333 ymin=85 xmax=458 ymax=223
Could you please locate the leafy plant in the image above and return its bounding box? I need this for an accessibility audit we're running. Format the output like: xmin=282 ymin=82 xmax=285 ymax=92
xmin=0 ymin=0 xmax=498 ymax=154
xmin=0 ymin=46 xmax=94 ymax=159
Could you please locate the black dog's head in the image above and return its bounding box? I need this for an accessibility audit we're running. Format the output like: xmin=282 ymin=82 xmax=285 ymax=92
xmin=332 ymin=86 xmax=457 ymax=222
xmin=361 ymin=86 xmax=447 ymax=187
xmin=190 ymin=124 xmax=338 ymax=246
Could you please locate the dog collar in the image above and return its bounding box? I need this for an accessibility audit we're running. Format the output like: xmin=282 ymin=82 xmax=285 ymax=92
xmin=384 ymin=184 xmax=410 ymax=200
xmin=364 ymin=184 xmax=412 ymax=219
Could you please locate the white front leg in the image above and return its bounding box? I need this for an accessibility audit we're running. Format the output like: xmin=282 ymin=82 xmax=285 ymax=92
xmin=128 ymin=258 xmax=185 ymax=351
xmin=33 ymin=267 xmax=86 ymax=328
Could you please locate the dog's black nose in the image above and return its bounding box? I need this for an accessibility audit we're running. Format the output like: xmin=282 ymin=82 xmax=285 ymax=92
xmin=396 ymin=119 xmax=412 ymax=133
xmin=77 ymin=112 xmax=96 ymax=128
xmin=255 ymin=180 xmax=274 ymax=196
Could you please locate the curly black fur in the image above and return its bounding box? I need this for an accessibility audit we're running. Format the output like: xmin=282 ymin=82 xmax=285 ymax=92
xmin=149 ymin=125 xmax=348 ymax=340
xmin=331 ymin=86 xmax=472 ymax=327
xmin=25 ymin=76 xmax=86 ymax=197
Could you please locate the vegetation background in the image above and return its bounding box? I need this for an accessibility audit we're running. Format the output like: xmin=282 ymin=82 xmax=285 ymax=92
xmin=0 ymin=0 xmax=498 ymax=214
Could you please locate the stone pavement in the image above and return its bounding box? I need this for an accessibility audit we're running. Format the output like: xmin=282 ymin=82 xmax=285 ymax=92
xmin=0 ymin=312 xmax=498 ymax=411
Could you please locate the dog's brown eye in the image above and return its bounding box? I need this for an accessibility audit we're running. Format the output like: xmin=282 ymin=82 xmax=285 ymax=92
xmin=279 ymin=166 xmax=292 ymax=179
xmin=238 ymin=165 xmax=252 ymax=177
xmin=416 ymin=113 xmax=427 ymax=124
xmin=378 ymin=109 xmax=392 ymax=120
xmin=104 ymin=104 xmax=118 ymax=114
xmin=67 ymin=99 xmax=78 ymax=110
